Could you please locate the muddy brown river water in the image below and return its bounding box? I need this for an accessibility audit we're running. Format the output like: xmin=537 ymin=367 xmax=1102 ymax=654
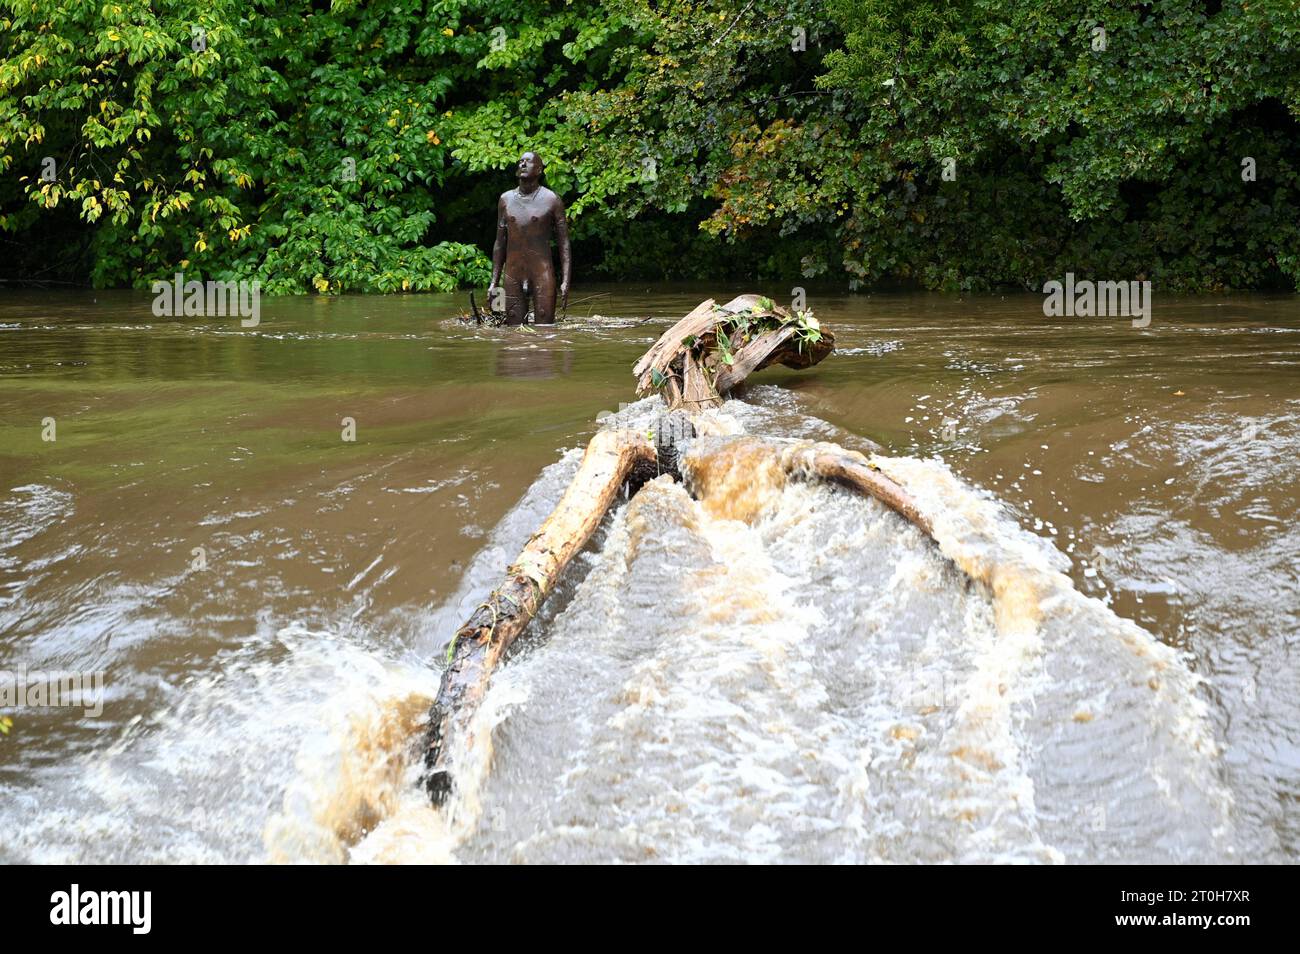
xmin=0 ymin=284 xmax=1296 ymax=862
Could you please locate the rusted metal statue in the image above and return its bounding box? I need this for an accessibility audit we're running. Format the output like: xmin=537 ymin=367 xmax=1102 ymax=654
xmin=488 ymin=152 xmax=571 ymax=325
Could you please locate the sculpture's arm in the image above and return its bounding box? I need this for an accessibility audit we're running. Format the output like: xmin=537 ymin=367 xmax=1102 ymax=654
xmin=554 ymin=195 xmax=571 ymax=307
xmin=489 ymin=195 xmax=507 ymax=302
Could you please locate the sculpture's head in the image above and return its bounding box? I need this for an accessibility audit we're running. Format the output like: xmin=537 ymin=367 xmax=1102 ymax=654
xmin=516 ymin=152 xmax=543 ymax=182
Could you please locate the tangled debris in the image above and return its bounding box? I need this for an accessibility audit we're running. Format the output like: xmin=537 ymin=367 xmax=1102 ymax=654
xmin=633 ymin=293 xmax=834 ymax=409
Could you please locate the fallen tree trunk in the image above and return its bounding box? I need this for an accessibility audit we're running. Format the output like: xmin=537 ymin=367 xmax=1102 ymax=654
xmin=681 ymin=434 xmax=936 ymax=542
xmin=423 ymin=428 xmax=657 ymax=803
xmin=632 ymin=298 xmax=716 ymax=393
xmin=635 ymin=294 xmax=833 ymax=409
xmin=713 ymin=324 xmax=832 ymax=393
xmin=782 ymin=441 xmax=935 ymax=539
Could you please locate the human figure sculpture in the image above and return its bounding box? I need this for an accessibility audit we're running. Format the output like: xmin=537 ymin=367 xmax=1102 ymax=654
xmin=487 ymin=152 xmax=571 ymax=325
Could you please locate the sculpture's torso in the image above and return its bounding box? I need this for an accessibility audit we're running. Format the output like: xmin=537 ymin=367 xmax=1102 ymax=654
xmin=500 ymin=186 xmax=561 ymax=322
xmin=502 ymin=187 xmax=559 ymax=270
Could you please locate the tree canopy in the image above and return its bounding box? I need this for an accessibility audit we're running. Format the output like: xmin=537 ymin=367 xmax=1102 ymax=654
xmin=2 ymin=0 xmax=1297 ymax=293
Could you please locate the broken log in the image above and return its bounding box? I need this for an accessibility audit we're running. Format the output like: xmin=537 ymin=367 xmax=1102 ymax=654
xmin=632 ymin=298 xmax=717 ymax=388
xmin=635 ymin=294 xmax=833 ymax=409
xmin=782 ymin=440 xmax=935 ymax=539
xmin=680 ymin=434 xmax=935 ymax=542
xmin=713 ymin=324 xmax=833 ymax=392
xmin=423 ymin=427 xmax=657 ymax=803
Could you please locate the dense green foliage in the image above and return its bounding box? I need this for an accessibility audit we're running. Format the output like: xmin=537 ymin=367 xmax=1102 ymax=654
xmin=2 ymin=0 xmax=1297 ymax=293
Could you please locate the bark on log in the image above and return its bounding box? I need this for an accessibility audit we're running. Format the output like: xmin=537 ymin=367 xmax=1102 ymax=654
xmin=679 ymin=348 xmax=721 ymax=411
xmin=782 ymin=441 xmax=935 ymax=539
xmin=635 ymin=295 xmax=833 ymax=408
xmin=632 ymin=298 xmax=717 ymax=393
xmin=423 ymin=428 xmax=657 ymax=803
xmin=683 ymin=435 xmax=934 ymax=542
xmin=714 ymin=325 xmax=834 ymax=393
